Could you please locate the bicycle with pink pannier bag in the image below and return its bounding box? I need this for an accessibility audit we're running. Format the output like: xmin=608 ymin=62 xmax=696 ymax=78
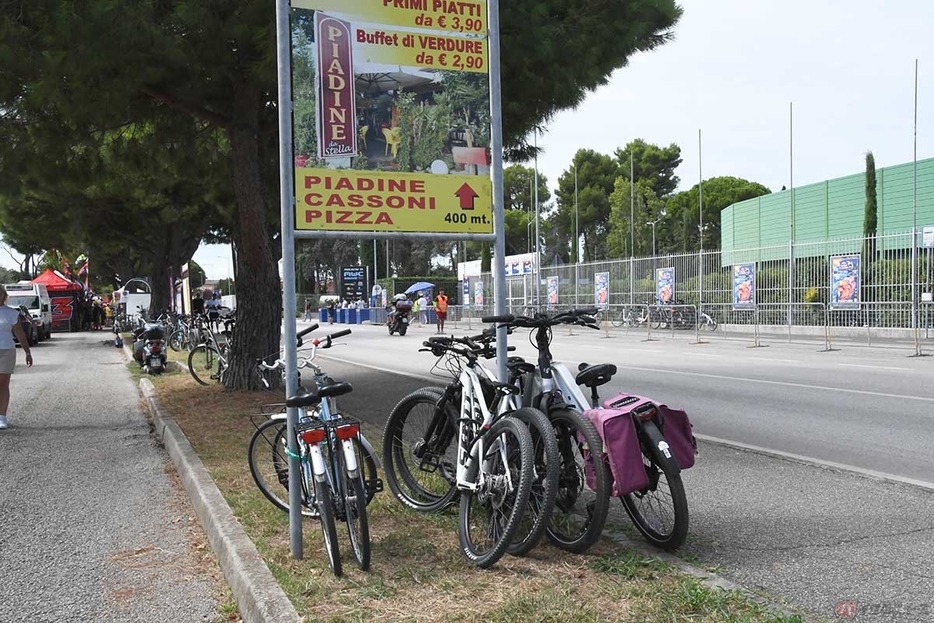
xmin=487 ymin=308 xmax=695 ymax=551
xmin=577 ymin=362 xmax=696 ymax=551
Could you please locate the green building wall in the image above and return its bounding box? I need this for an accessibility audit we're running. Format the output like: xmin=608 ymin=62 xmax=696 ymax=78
xmin=721 ymin=157 xmax=934 ymax=264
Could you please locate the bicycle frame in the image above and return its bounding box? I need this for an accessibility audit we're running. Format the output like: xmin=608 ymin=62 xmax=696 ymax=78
xmin=522 ymin=327 xmax=592 ymax=414
xmin=452 ymin=362 xmax=516 ymax=495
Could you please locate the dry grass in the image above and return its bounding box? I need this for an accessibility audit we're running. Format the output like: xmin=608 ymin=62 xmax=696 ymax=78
xmin=149 ymin=373 xmax=806 ymax=623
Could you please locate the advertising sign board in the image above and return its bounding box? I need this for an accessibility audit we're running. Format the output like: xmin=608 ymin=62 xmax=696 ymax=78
xmin=830 ymin=255 xmax=860 ymax=309
xmin=732 ymin=263 xmax=756 ymax=310
xmin=292 ymin=0 xmax=492 ymax=235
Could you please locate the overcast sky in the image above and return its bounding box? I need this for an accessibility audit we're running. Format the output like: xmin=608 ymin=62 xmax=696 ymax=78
xmin=533 ymin=0 xmax=933 ymax=200
xmin=6 ymin=1 xmax=931 ymax=276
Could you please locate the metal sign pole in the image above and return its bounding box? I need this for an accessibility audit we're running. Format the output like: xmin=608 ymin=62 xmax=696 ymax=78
xmin=274 ymin=0 xmax=302 ymax=559
xmin=488 ymin=0 xmax=507 ymax=382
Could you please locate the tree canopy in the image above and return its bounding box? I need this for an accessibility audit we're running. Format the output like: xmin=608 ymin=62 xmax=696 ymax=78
xmin=1 ymin=0 xmax=682 ymax=389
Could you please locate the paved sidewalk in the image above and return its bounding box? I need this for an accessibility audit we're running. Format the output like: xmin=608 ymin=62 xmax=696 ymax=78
xmin=0 ymin=333 xmax=223 ymax=622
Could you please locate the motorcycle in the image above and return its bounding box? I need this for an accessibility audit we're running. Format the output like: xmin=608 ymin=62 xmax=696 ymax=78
xmin=387 ymin=299 xmax=412 ymax=336
xmin=132 ymin=322 xmax=168 ymax=374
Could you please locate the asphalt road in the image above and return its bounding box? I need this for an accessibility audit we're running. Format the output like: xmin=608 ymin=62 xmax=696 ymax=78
xmin=0 ymin=332 xmax=220 ymax=623
xmin=305 ymin=319 xmax=934 ymax=622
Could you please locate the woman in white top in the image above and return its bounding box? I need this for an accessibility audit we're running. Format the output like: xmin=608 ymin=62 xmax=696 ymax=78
xmin=0 ymin=284 xmax=34 ymax=429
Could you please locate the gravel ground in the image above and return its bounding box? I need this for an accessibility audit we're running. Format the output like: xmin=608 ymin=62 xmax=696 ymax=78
xmin=0 ymin=332 xmax=224 ymax=623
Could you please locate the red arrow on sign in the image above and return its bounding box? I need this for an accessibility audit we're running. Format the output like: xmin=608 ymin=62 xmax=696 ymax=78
xmin=454 ymin=183 xmax=479 ymax=210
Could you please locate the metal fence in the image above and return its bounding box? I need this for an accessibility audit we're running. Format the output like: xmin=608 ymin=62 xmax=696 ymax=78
xmin=464 ymin=231 xmax=933 ymax=332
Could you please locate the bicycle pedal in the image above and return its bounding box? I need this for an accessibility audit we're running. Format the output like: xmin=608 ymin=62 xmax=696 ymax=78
xmin=369 ymin=478 xmax=384 ymax=495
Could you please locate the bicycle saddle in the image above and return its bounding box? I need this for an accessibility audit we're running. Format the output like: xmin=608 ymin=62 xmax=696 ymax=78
xmin=285 ymin=386 xmax=322 ymax=408
xmin=575 ymin=363 xmax=617 ymax=388
xmin=318 ymin=381 xmax=353 ymax=398
xmin=506 ymin=360 xmax=535 ymax=375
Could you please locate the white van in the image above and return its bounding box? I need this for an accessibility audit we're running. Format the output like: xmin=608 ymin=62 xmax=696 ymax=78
xmin=5 ymin=282 xmax=53 ymax=341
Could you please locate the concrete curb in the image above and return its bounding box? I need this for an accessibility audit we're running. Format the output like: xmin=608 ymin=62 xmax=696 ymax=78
xmin=138 ymin=378 xmax=301 ymax=623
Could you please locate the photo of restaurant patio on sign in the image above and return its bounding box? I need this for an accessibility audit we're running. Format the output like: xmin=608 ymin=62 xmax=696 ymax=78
xmin=291 ymin=0 xmax=493 ymax=235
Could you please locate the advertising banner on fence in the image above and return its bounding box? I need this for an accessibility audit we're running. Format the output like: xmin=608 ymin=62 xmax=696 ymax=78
xmin=594 ymin=272 xmax=609 ymax=308
xmin=732 ymin=263 xmax=756 ymax=310
xmin=830 ymin=255 xmax=860 ymax=309
xmin=474 ymin=279 xmax=483 ymax=307
xmin=292 ymin=0 xmax=493 ymax=235
xmin=547 ymin=276 xmax=558 ymax=308
xmin=656 ymin=267 xmax=674 ymax=304
xmin=462 ymin=277 xmax=470 ymax=309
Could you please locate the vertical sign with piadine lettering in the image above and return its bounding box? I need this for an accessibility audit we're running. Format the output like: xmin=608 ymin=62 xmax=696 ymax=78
xmin=291 ymin=0 xmax=493 ymax=235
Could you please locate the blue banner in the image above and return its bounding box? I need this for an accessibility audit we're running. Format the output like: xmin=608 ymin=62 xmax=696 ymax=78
xmin=547 ymin=276 xmax=558 ymax=308
xmin=830 ymin=255 xmax=860 ymax=309
xmin=656 ymin=267 xmax=674 ymax=304
xmin=594 ymin=272 xmax=609 ymax=308
xmin=462 ymin=277 xmax=470 ymax=309
xmin=732 ymin=263 xmax=756 ymax=309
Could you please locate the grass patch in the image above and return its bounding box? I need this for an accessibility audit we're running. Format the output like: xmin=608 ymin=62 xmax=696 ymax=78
xmin=148 ymin=374 xmax=808 ymax=623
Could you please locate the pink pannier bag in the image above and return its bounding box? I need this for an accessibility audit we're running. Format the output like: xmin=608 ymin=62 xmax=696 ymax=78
xmin=583 ymin=394 xmax=696 ymax=497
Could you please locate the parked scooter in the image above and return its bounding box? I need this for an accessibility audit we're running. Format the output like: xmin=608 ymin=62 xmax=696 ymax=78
xmin=387 ymin=296 xmax=412 ymax=336
xmin=132 ymin=322 xmax=167 ymax=374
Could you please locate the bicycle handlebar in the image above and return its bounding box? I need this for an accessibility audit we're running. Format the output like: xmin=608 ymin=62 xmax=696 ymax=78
xmin=297 ymin=324 xmax=318 ymax=339
xmin=481 ymin=314 xmax=514 ymax=324
xmin=484 ymin=308 xmax=600 ymax=329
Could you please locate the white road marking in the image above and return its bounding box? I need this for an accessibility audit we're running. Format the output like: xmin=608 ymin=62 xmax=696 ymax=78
xmin=696 ymin=434 xmax=934 ymax=493
xmin=319 ymin=352 xmax=934 ymax=404
xmin=612 ymin=364 xmax=934 ymax=402
xmin=748 ymin=358 xmax=801 ymax=363
xmin=839 ymin=363 xmax=911 ymax=371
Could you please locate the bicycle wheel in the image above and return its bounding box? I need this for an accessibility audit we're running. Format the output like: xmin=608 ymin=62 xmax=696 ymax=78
xmin=611 ymin=311 xmax=625 ymax=328
xmin=313 ymin=475 xmax=343 ymax=577
xmin=188 ymin=344 xmax=222 ymax=385
xmin=247 ymin=419 xmax=317 ymax=518
xmin=545 ymin=408 xmax=611 ymax=553
xmin=382 ymin=388 xmax=459 ymax=513
xmin=337 ymin=438 xmax=371 ymax=570
xmin=458 ymin=416 xmax=534 ymax=569
xmin=620 ymin=442 xmax=689 ymax=551
xmin=706 ymin=316 xmax=718 ymax=331
xmin=507 ymin=407 xmax=559 ymax=556
xmin=168 ymin=329 xmax=187 ymax=352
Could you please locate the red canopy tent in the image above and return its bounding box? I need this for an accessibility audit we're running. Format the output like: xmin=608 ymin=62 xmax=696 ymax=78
xmin=32 ymin=269 xmax=85 ymax=332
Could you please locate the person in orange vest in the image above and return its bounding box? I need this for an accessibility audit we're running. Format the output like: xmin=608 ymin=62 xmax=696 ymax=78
xmin=434 ymin=289 xmax=449 ymax=334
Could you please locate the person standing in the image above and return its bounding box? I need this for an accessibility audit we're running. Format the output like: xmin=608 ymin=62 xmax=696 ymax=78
xmin=418 ymin=292 xmax=430 ymax=326
xmin=0 ymin=285 xmax=34 ymax=430
xmin=303 ymin=298 xmax=312 ymax=321
xmin=434 ymin=289 xmax=449 ymax=334
xmin=327 ymin=299 xmax=336 ymax=324
xmin=412 ymin=295 xmax=421 ymax=325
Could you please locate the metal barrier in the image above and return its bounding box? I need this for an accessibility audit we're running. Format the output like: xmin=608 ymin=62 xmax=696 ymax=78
xmin=754 ymin=302 xmax=832 ymax=351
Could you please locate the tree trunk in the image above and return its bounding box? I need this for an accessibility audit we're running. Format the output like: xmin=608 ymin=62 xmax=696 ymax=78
xmin=223 ymin=83 xmax=282 ymax=390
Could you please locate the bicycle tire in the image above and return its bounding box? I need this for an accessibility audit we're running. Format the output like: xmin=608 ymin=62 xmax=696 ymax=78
xmin=314 ymin=475 xmax=343 ymax=577
xmin=337 ymin=438 xmax=371 ymax=570
xmin=382 ymin=388 xmax=459 ymax=513
xmin=169 ymin=329 xmax=187 ymax=352
xmin=545 ymin=408 xmax=611 ymax=553
xmin=611 ymin=312 xmax=625 ymax=328
xmin=247 ymin=418 xmax=317 ymax=518
xmin=507 ymin=407 xmax=559 ymax=556
xmin=458 ymin=416 xmax=534 ymax=568
xmin=188 ymin=344 xmax=222 ymax=385
xmin=620 ymin=441 xmax=689 ymax=551
xmin=707 ymin=317 xmax=718 ymax=332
